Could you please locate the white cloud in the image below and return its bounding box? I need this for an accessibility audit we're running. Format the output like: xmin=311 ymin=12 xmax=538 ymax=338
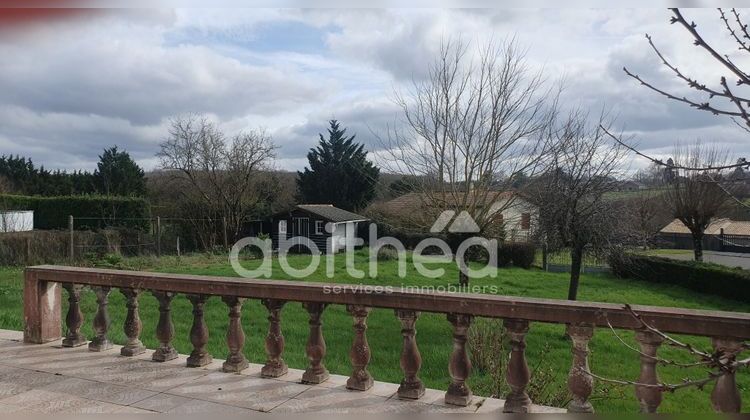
xmin=0 ymin=7 xmax=748 ymax=174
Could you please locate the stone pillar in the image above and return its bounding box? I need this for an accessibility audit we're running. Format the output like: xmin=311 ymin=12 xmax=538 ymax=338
xmin=504 ymin=318 xmax=531 ymax=413
xmin=302 ymin=302 xmax=329 ymax=384
xmin=152 ymin=291 xmax=178 ymax=362
xmin=346 ymin=305 xmax=374 ymax=391
xmin=23 ymin=271 xmax=61 ymax=344
xmin=566 ymin=324 xmax=594 ymax=413
xmin=88 ymin=286 xmax=112 ymax=352
xmin=120 ymin=288 xmax=145 ymax=356
xmin=186 ymin=294 xmax=212 ymax=367
xmin=222 ymin=296 xmax=249 ymax=373
xmin=396 ymin=309 xmax=424 ymax=400
xmin=445 ymin=313 xmax=473 ymax=406
xmin=62 ymin=283 xmax=87 ymax=347
xmin=261 ymin=299 xmax=288 ymax=378
xmin=710 ymin=337 xmax=743 ymax=413
xmin=634 ymin=330 xmax=664 ymax=413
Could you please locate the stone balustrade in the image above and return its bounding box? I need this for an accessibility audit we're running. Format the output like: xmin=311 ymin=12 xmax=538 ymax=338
xmin=22 ymin=265 xmax=750 ymax=413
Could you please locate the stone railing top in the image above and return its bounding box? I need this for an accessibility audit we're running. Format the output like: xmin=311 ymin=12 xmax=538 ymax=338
xmin=26 ymin=265 xmax=750 ymax=339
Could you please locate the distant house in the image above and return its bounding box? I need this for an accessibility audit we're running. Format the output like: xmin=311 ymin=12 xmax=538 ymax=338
xmin=272 ymin=204 xmax=369 ymax=254
xmin=379 ymin=191 xmax=537 ymax=242
xmin=659 ymin=218 xmax=750 ymax=253
xmin=0 ymin=210 xmax=33 ymax=233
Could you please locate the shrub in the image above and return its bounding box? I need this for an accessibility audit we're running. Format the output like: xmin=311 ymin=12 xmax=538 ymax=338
xmin=496 ymin=242 xmax=536 ymax=269
xmin=468 ymin=319 xmax=571 ymax=406
xmin=496 ymin=244 xmax=513 ymax=267
xmin=376 ymin=247 xmax=399 ymax=261
xmin=509 ymin=243 xmax=536 ymax=269
xmin=609 ymin=253 xmax=750 ymax=303
xmin=0 ymin=194 xmax=150 ymax=230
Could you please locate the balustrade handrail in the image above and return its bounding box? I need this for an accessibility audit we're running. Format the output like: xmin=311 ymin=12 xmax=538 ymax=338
xmin=24 ymin=265 xmax=750 ymax=339
xmin=21 ymin=264 xmax=750 ymax=414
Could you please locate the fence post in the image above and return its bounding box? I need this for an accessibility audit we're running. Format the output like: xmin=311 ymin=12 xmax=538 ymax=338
xmin=25 ymin=236 xmax=32 ymax=265
xmin=541 ymin=243 xmax=548 ymax=271
xmin=156 ymin=216 xmax=162 ymax=258
xmin=177 ymin=236 xmax=181 ymax=258
xmin=68 ymin=215 xmax=74 ymax=264
xmin=223 ymin=217 xmax=229 ymax=251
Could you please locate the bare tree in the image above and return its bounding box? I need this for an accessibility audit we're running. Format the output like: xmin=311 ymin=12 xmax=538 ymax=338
xmin=380 ymin=38 xmax=559 ymax=284
xmin=662 ymin=143 xmax=734 ymax=262
xmin=532 ymin=110 xmax=629 ymax=301
xmin=157 ymin=115 xmax=276 ymax=247
xmin=623 ymin=9 xmax=750 ymax=137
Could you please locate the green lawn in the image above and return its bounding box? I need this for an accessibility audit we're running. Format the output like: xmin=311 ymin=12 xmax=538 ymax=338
xmin=0 ymin=250 xmax=747 ymax=413
xmin=639 ymin=249 xmax=693 ymax=256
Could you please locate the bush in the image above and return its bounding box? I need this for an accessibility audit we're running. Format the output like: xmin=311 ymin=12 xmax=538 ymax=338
xmin=496 ymin=242 xmax=536 ymax=269
xmin=609 ymin=253 xmax=750 ymax=303
xmin=376 ymin=247 xmax=400 ymax=261
xmin=0 ymin=194 xmax=150 ymax=230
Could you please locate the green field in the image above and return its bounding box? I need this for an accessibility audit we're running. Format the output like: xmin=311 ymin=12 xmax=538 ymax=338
xmin=0 ymin=251 xmax=747 ymax=413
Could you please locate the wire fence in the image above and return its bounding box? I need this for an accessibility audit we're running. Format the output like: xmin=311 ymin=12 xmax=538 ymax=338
xmin=0 ymin=215 xmax=271 ymax=266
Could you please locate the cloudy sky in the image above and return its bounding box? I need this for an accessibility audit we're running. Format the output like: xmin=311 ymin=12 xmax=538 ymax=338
xmin=0 ymin=7 xmax=748 ymax=173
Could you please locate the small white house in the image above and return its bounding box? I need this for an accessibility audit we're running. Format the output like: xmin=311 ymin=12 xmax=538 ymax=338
xmin=0 ymin=210 xmax=34 ymax=233
xmin=272 ymin=205 xmax=368 ymax=254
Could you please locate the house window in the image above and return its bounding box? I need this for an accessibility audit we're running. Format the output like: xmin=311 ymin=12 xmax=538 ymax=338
xmin=315 ymin=220 xmax=324 ymax=235
xmin=278 ymin=220 xmax=287 ymax=235
xmin=521 ymin=213 xmax=531 ymax=230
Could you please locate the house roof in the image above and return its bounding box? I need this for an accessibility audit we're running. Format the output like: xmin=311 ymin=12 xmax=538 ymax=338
xmin=295 ymin=204 xmax=368 ymax=223
xmin=660 ymin=218 xmax=750 ymax=236
xmin=380 ymin=190 xmax=524 ymax=214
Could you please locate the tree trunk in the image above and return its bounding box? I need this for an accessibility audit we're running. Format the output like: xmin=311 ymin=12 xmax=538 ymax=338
xmin=568 ymin=246 xmax=584 ymax=301
xmin=691 ymin=231 xmax=704 ymax=262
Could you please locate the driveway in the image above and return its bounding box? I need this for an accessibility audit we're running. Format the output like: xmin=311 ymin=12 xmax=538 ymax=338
xmin=658 ymin=251 xmax=750 ymax=270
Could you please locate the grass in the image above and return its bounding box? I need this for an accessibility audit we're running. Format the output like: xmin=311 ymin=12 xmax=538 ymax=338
xmin=0 ymin=250 xmax=748 ymax=413
xmin=638 ymin=249 xmax=693 ymax=256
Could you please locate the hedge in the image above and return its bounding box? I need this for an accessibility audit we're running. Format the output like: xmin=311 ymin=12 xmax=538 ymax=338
xmin=496 ymin=242 xmax=536 ymax=269
xmin=0 ymin=194 xmax=150 ymax=230
xmin=609 ymin=253 xmax=750 ymax=303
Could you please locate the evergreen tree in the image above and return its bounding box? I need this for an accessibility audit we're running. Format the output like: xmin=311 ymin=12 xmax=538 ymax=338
xmin=297 ymin=120 xmax=379 ymax=211
xmin=94 ymin=146 xmax=146 ymax=196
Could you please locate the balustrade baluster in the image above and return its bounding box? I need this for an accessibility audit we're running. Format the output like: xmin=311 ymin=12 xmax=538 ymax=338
xmin=187 ymin=294 xmax=212 ymax=367
xmin=120 ymin=288 xmax=145 ymax=356
xmin=88 ymin=286 xmax=112 ymax=351
xmin=222 ymin=296 xmax=249 ymax=373
xmin=152 ymin=291 xmax=178 ymax=362
xmin=302 ymin=302 xmax=329 ymax=384
xmin=634 ymin=330 xmax=664 ymax=413
xmin=62 ymin=283 xmax=86 ymax=347
xmin=566 ymin=324 xmax=594 ymax=413
xmin=396 ymin=309 xmax=424 ymax=399
xmin=504 ymin=318 xmax=531 ymax=413
xmin=261 ymin=299 xmax=287 ymax=377
xmin=445 ymin=313 xmax=473 ymax=406
xmin=710 ymin=337 xmax=743 ymax=413
xmin=346 ymin=305 xmax=373 ymax=391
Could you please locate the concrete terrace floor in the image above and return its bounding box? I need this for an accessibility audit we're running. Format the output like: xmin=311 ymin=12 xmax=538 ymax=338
xmin=0 ymin=329 xmax=562 ymax=414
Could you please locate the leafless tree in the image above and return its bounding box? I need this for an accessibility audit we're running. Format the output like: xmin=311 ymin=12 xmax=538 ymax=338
xmin=624 ymin=9 xmax=750 ymax=138
xmin=661 ymin=143 xmax=734 ymax=262
xmin=157 ymin=115 xmax=276 ymax=247
xmin=531 ymin=110 xmax=629 ymax=301
xmin=616 ymin=190 xmax=673 ymax=250
xmin=379 ymin=38 xmax=560 ymax=284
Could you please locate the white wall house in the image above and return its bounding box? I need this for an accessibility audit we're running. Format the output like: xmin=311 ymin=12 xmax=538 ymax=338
xmin=272 ymin=205 xmax=368 ymax=254
xmin=0 ymin=210 xmax=34 ymax=233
